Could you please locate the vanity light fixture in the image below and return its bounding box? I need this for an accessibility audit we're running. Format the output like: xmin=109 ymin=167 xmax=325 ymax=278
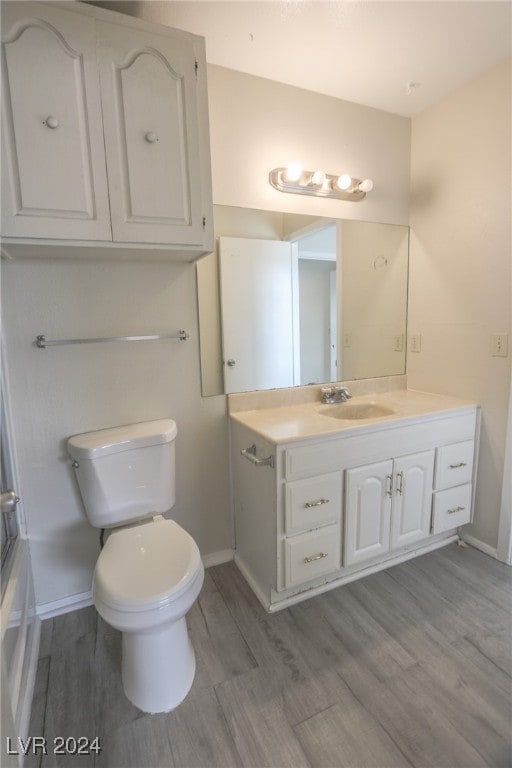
xmin=269 ymin=166 xmax=374 ymax=201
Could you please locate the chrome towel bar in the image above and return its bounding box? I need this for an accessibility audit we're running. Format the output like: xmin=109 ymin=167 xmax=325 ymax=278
xmin=35 ymin=330 xmax=189 ymax=348
xmin=240 ymin=444 xmax=274 ymax=468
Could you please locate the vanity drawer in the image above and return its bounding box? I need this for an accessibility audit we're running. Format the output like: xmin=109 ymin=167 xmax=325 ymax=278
xmin=435 ymin=440 xmax=474 ymax=490
xmin=285 ymin=472 xmax=342 ymax=536
xmin=432 ymin=484 xmax=472 ymax=533
xmin=284 ymin=526 xmax=341 ymax=588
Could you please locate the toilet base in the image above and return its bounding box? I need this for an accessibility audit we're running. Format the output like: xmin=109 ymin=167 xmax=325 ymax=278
xmin=121 ymin=616 xmax=196 ymax=713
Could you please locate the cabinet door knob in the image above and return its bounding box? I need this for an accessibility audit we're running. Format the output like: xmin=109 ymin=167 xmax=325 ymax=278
xmin=145 ymin=131 xmax=158 ymax=143
xmin=44 ymin=116 xmax=59 ymax=129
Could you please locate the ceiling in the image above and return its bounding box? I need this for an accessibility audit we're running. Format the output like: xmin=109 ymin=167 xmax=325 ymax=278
xmin=100 ymin=1 xmax=512 ymax=117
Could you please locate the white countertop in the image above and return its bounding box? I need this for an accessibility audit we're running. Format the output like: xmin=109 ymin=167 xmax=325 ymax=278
xmin=229 ymin=389 xmax=478 ymax=444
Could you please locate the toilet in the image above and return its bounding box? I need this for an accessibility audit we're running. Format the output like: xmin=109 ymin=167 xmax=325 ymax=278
xmin=67 ymin=419 xmax=204 ymax=714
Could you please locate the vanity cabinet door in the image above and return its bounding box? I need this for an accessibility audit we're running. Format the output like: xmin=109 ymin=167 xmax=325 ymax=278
xmin=345 ymin=460 xmax=392 ymax=566
xmin=96 ymin=21 xmax=206 ymax=246
xmin=390 ymin=450 xmax=435 ymax=549
xmin=1 ymin=2 xmax=111 ymax=240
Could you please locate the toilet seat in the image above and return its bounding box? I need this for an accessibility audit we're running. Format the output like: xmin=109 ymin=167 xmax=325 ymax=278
xmin=94 ymin=517 xmax=202 ymax=613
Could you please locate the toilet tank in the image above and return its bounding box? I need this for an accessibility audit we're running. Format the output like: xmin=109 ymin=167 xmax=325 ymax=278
xmin=68 ymin=419 xmax=177 ymax=528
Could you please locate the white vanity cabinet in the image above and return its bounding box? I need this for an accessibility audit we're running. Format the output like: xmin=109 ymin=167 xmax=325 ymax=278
xmin=230 ymin=400 xmax=479 ymax=612
xmin=1 ymin=1 xmax=213 ymax=259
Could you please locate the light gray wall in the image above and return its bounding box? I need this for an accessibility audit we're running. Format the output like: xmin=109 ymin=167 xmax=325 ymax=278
xmin=207 ymin=65 xmax=411 ymax=224
xmin=2 ymin=64 xmax=412 ymax=610
xmin=2 ymin=258 xmax=231 ymax=607
xmin=408 ymin=58 xmax=511 ymax=552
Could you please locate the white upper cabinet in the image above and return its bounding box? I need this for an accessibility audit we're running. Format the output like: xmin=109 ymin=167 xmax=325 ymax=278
xmin=97 ymin=22 xmax=205 ymax=246
xmin=1 ymin=2 xmax=111 ymax=240
xmin=1 ymin=2 xmax=213 ymax=258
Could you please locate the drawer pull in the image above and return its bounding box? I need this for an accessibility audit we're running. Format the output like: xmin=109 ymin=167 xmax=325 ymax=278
xmin=448 ymin=505 xmax=465 ymax=514
xmin=305 ymin=499 xmax=330 ymax=508
xmin=304 ymin=552 xmax=328 ymax=564
xmin=449 ymin=462 xmax=467 ymax=469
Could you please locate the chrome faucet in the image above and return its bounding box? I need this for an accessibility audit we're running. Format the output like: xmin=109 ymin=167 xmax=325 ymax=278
xmin=320 ymin=385 xmax=353 ymax=404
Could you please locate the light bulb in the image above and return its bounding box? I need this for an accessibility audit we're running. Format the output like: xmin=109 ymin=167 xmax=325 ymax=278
xmin=310 ymin=170 xmax=326 ymax=186
xmin=358 ymin=178 xmax=374 ymax=193
xmin=283 ymin=164 xmax=302 ymax=183
xmin=335 ymin=174 xmax=352 ymax=191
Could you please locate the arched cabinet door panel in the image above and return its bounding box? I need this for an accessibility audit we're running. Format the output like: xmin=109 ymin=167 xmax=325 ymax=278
xmin=97 ymin=22 xmax=205 ymax=246
xmin=1 ymin=2 xmax=111 ymax=240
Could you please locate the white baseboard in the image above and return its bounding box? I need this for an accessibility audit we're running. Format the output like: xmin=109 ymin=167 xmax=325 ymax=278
xmin=460 ymin=533 xmax=499 ymax=560
xmin=202 ymin=548 xmax=234 ymax=568
xmin=37 ymin=590 xmax=93 ymax=620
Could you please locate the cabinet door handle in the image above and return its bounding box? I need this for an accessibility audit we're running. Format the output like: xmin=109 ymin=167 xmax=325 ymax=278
xmin=449 ymin=462 xmax=467 ymax=469
xmin=305 ymin=499 xmax=330 ymax=508
xmin=447 ymin=505 xmax=465 ymax=514
xmin=386 ymin=475 xmax=393 ymax=497
xmin=396 ymin=471 xmax=404 ymax=495
xmin=304 ymin=552 xmax=328 ymax=564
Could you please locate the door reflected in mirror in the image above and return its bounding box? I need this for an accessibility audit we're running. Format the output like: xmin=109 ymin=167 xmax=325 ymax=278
xmin=197 ymin=205 xmax=409 ymax=396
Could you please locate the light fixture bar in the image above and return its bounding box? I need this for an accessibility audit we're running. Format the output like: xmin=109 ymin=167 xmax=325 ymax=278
xmin=269 ymin=167 xmax=373 ymax=202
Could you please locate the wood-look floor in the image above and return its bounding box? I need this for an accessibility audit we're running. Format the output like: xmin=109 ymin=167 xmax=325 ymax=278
xmin=27 ymin=543 xmax=512 ymax=768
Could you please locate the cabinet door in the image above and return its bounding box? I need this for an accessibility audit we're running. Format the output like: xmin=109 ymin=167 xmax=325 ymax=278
xmin=390 ymin=450 xmax=434 ymax=549
xmin=345 ymin=460 xmax=392 ymax=566
xmin=97 ymin=21 xmax=206 ymax=246
xmin=1 ymin=2 xmax=111 ymax=240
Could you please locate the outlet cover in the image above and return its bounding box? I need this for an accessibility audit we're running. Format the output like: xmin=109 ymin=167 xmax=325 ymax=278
xmin=491 ymin=333 xmax=509 ymax=357
xmin=409 ymin=334 xmax=421 ymax=353
xmin=393 ymin=334 xmax=404 ymax=352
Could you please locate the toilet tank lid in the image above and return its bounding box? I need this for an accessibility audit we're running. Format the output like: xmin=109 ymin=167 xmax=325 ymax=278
xmin=68 ymin=419 xmax=177 ymax=460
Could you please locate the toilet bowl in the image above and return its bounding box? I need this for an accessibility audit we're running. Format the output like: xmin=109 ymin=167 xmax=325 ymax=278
xmin=94 ymin=516 xmax=204 ymax=713
xmin=67 ymin=419 xmax=204 ymax=714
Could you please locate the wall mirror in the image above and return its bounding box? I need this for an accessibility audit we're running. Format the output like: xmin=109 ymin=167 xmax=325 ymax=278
xmin=197 ymin=205 xmax=409 ymax=397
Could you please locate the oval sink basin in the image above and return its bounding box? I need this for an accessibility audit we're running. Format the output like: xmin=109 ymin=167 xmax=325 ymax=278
xmin=317 ymin=402 xmax=396 ymax=420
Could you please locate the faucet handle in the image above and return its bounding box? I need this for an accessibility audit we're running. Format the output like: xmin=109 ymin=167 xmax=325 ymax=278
xmin=334 ymin=385 xmax=353 ymax=399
